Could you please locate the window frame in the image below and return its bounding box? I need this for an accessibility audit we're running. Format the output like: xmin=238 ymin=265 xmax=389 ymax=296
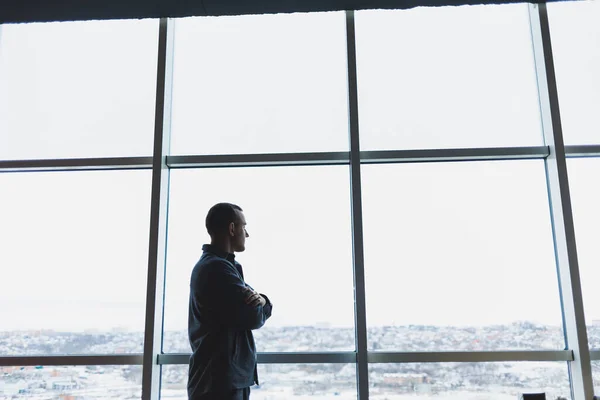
xmin=1 ymin=5 xmax=599 ymax=399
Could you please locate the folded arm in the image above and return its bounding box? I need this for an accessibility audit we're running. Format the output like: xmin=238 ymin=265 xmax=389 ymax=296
xmin=197 ymin=263 xmax=272 ymax=330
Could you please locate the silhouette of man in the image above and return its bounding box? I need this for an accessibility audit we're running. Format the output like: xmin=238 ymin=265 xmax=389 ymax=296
xmin=188 ymin=203 xmax=272 ymax=400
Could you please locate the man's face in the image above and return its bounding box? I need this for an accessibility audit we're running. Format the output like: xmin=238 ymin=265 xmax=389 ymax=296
xmin=231 ymin=210 xmax=249 ymax=253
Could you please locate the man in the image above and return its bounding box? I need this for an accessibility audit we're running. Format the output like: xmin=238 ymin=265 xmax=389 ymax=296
xmin=188 ymin=202 xmax=273 ymax=400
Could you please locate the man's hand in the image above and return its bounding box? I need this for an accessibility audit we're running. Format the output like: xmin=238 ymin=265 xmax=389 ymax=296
xmin=243 ymin=287 xmax=266 ymax=307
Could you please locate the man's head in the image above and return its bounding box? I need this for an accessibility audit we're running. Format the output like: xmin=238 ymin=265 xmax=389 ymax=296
xmin=205 ymin=202 xmax=249 ymax=253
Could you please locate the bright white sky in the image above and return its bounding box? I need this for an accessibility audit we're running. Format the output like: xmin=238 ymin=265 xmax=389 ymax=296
xmin=0 ymin=1 xmax=599 ymax=347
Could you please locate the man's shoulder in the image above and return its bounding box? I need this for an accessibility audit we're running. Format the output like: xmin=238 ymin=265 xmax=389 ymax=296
xmin=190 ymin=254 xmax=243 ymax=291
xmin=193 ymin=253 xmax=235 ymax=274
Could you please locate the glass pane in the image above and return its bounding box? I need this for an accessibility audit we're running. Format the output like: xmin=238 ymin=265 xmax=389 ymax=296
xmin=593 ymin=361 xmax=600 ymax=395
xmin=162 ymin=364 xmax=357 ymax=399
xmin=549 ymin=1 xmax=600 ymax=145
xmin=369 ymin=362 xmax=570 ymax=399
xmin=566 ymin=158 xmax=600 ymax=349
xmin=163 ymin=167 xmax=355 ymax=353
xmin=356 ymin=4 xmax=542 ymax=150
xmin=170 ymin=12 xmax=349 ymax=155
xmin=0 ymin=171 xmax=151 ymax=353
xmin=0 ymin=365 xmax=142 ymax=398
xmin=0 ymin=20 xmax=158 ymax=160
xmin=362 ymin=161 xmax=564 ymax=351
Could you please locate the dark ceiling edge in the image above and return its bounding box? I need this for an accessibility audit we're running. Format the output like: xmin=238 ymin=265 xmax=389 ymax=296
xmin=0 ymin=0 xmax=561 ymax=24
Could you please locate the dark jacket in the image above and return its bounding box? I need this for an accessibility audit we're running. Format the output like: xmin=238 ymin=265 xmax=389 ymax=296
xmin=188 ymin=244 xmax=273 ymax=399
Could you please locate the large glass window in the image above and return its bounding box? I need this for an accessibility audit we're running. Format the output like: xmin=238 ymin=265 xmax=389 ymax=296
xmin=0 ymin=20 xmax=158 ymax=160
xmin=163 ymin=166 xmax=355 ymax=353
xmin=0 ymin=171 xmax=151 ymax=353
xmin=362 ymin=161 xmax=564 ymax=351
xmin=162 ymin=364 xmax=357 ymax=399
xmin=170 ymin=12 xmax=349 ymax=155
xmin=369 ymin=362 xmax=570 ymax=399
xmin=3 ymin=3 xmax=599 ymax=399
xmin=0 ymin=365 xmax=142 ymax=398
xmin=566 ymin=158 xmax=600 ymax=351
xmin=355 ymin=4 xmax=542 ymax=150
xmin=548 ymin=0 xmax=600 ymax=145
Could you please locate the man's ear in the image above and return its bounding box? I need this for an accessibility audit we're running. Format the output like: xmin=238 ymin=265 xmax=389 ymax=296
xmin=229 ymin=222 xmax=235 ymax=236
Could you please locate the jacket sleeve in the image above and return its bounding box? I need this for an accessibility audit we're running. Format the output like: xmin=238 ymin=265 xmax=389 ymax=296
xmin=260 ymin=293 xmax=273 ymax=321
xmin=196 ymin=262 xmax=270 ymax=331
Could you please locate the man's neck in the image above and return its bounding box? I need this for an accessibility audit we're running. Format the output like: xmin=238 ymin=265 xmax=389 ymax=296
xmin=209 ymin=240 xmax=233 ymax=255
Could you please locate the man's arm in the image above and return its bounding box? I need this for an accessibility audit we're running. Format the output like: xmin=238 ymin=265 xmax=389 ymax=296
xmin=243 ymin=288 xmax=273 ymax=321
xmin=259 ymin=292 xmax=273 ymax=321
xmin=196 ymin=262 xmax=270 ymax=330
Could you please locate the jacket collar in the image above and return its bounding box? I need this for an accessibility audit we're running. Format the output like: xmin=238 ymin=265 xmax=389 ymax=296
xmin=202 ymin=244 xmax=236 ymax=263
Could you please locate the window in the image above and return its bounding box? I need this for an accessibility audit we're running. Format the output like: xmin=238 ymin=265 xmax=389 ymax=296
xmin=0 ymin=20 xmax=159 ymax=159
xmin=566 ymin=158 xmax=600 ymax=350
xmin=163 ymin=166 xmax=355 ymax=353
xmin=362 ymin=160 xmax=564 ymax=350
xmin=2 ymin=3 xmax=599 ymax=399
xmin=548 ymin=0 xmax=600 ymax=145
xmin=369 ymin=362 xmax=570 ymax=399
xmin=0 ymin=365 xmax=142 ymax=398
xmin=355 ymin=4 xmax=542 ymax=150
xmin=0 ymin=171 xmax=151 ymax=353
xmin=170 ymin=12 xmax=349 ymax=155
xmin=162 ymin=364 xmax=357 ymax=399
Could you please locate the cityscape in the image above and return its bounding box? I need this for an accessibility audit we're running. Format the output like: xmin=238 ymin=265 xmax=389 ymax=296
xmin=2 ymin=322 xmax=598 ymax=399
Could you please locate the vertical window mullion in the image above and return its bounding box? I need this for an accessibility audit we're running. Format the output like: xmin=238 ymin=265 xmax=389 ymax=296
xmin=142 ymin=17 xmax=175 ymax=400
xmin=345 ymin=10 xmax=370 ymax=400
xmin=528 ymin=3 xmax=593 ymax=399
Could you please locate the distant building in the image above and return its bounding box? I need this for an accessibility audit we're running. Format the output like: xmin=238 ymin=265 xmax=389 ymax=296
xmin=382 ymin=372 xmax=430 ymax=386
xmin=0 ymin=380 xmax=27 ymax=396
xmin=49 ymin=378 xmax=77 ymax=391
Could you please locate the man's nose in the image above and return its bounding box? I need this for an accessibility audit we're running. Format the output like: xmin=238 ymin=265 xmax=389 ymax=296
xmin=245 ymin=231 xmax=250 ymax=238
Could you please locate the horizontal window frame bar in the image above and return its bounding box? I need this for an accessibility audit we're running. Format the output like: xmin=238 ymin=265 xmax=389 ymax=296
xmin=590 ymin=350 xmax=600 ymax=360
xmin=0 ymin=157 xmax=153 ymax=173
xmin=361 ymin=146 xmax=550 ymax=164
xmin=166 ymin=152 xmax=350 ymax=168
xmin=0 ymin=354 xmax=144 ymax=367
xmin=2 ymin=145 xmax=600 ymax=173
xmin=158 ymin=351 xmax=572 ymax=365
xmin=367 ymin=350 xmax=573 ymax=363
xmin=158 ymin=352 xmax=357 ymax=365
xmin=564 ymin=145 xmax=600 ymax=158
xmin=0 ymin=350 xmax=574 ymax=367
xmin=167 ymin=147 xmax=551 ymax=167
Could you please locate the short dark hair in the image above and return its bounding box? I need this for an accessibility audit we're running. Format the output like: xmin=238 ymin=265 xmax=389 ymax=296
xmin=205 ymin=203 xmax=243 ymax=236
